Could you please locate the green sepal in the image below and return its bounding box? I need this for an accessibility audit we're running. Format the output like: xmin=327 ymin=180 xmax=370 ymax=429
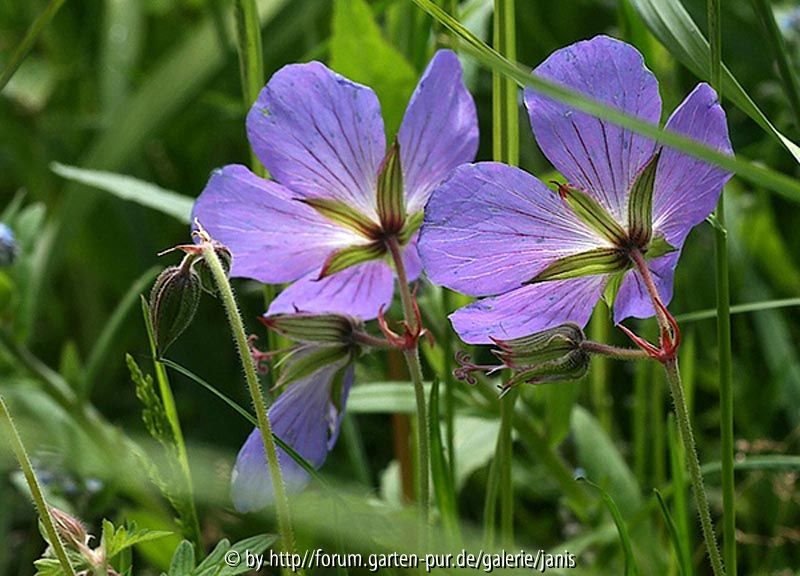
xmin=261 ymin=313 xmax=361 ymax=345
xmin=398 ymin=210 xmax=424 ymax=245
xmin=558 ymin=183 xmax=627 ymax=245
xmin=318 ymin=242 xmax=385 ymax=278
xmin=149 ymin=264 xmax=201 ymax=355
xmin=276 ymin=346 xmax=352 ymax=388
xmin=376 ymin=139 xmax=406 ymax=234
xmin=493 ymin=323 xmax=585 ymax=368
xmin=643 ymin=234 xmax=677 ymax=260
xmin=525 ymin=247 xmax=628 ymax=283
xmin=602 ymin=271 xmax=626 ymax=307
xmin=301 ymin=197 xmax=380 ymax=238
xmin=627 ymin=151 xmax=660 ymax=246
xmin=505 ymin=349 xmax=590 ymax=389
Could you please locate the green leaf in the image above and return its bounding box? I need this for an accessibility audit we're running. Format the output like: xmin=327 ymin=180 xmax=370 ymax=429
xmin=299 ymin=197 xmax=379 ymax=238
xmin=319 ymin=243 xmax=385 ymax=278
xmin=330 ymin=0 xmax=418 ymax=137
xmin=167 ymin=541 xmax=196 ymax=576
xmin=559 ymin=184 xmax=627 ymax=245
xmin=377 ymin=139 xmax=406 ymax=233
xmin=51 ymin=163 xmax=193 ymax=223
xmin=627 ymin=151 xmax=660 ymax=245
xmin=576 ymin=476 xmax=640 ymax=576
xmin=196 ymin=534 xmax=277 ymax=576
xmin=628 ymin=0 xmax=800 ymax=163
xmin=101 ymin=519 xmax=172 ymax=560
xmin=347 ymin=381 xmax=432 ymax=414
xmin=526 ymin=248 xmax=627 ymax=283
xmin=654 ymin=489 xmax=689 ymax=576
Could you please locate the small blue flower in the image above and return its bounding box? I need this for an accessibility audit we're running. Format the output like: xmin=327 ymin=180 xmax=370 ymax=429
xmin=0 ymin=223 xmax=18 ymax=267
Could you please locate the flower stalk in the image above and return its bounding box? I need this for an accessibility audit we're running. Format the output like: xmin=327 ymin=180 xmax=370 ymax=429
xmin=627 ymin=249 xmax=726 ymax=576
xmin=196 ymin=225 xmax=297 ymax=565
xmin=385 ymin=236 xmax=430 ymax=522
xmin=0 ymin=393 xmax=77 ymax=576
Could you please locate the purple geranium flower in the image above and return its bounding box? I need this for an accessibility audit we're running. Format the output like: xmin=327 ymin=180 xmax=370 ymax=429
xmin=192 ymin=49 xmax=477 ymax=319
xmin=419 ymin=36 xmax=733 ymax=344
xmin=232 ymin=352 xmax=353 ymax=512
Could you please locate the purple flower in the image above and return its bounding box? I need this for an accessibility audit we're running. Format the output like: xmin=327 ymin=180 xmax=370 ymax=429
xmin=231 ymin=353 xmax=353 ymax=512
xmin=419 ymin=36 xmax=733 ymax=344
xmin=192 ymin=50 xmax=477 ymax=319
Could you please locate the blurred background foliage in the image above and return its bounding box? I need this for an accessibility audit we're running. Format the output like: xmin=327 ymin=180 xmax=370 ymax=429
xmin=1 ymin=0 xmax=800 ymax=574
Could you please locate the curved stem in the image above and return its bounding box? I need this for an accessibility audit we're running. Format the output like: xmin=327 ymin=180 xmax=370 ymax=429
xmin=386 ymin=236 xmax=430 ymax=521
xmin=581 ymin=340 xmax=650 ymax=361
xmin=200 ymin=241 xmax=298 ymax=565
xmin=0 ymin=394 xmax=77 ymax=576
xmin=630 ymin=250 xmax=726 ymax=576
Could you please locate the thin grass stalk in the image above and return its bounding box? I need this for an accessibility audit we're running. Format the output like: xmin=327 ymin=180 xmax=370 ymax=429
xmin=707 ymin=0 xmax=736 ymax=572
xmin=590 ymin=304 xmax=612 ymax=432
xmin=491 ymin=0 xmax=519 ymax=546
xmin=0 ymin=394 xmax=77 ymax=576
xmin=234 ymin=0 xmax=266 ymax=177
xmin=199 ymin=240 xmax=298 ymax=571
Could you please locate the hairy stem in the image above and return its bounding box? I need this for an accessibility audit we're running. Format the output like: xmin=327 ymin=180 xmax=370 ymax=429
xmin=581 ymin=340 xmax=650 ymax=361
xmin=630 ymin=250 xmax=726 ymax=576
xmin=200 ymin=240 xmax=298 ymax=565
xmin=0 ymin=394 xmax=77 ymax=576
xmin=386 ymin=236 xmax=430 ymax=521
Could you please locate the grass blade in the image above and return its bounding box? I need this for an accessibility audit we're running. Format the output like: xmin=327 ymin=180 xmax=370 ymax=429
xmin=0 ymin=0 xmax=66 ymax=92
xmin=411 ymin=0 xmax=800 ymax=202
xmin=675 ymin=297 xmax=800 ymax=322
xmin=428 ymin=379 xmax=461 ymax=544
xmin=654 ymin=489 xmax=691 ymax=576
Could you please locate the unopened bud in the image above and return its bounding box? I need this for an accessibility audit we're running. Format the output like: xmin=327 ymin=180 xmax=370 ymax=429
xmin=260 ymin=313 xmax=363 ymax=345
xmin=149 ymin=260 xmax=201 ymax=355
xmin=503 ymin=348 xmax=589 ymax=393
xmin=195 ymin=243 xmax=232 ymax=295
xmin=50 ymin=507 xmax=89 ymax=550
xmin=492 ymin=323 xmax=585 ymax=368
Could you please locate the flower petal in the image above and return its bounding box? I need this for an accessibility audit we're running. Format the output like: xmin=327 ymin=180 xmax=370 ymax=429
xmin=192 ymin=165 xmax=362 ymax=283
xmin=247 ymin=62 xmax=386 ymax=221
xmin=524 ymin=35 xmax=661 ymax=221
xmin=398 ymin=50 xmax=479 ymax=214
xmin=231 ymin=362 xmax=354 ymax=512
xmin=450 ymin=275 xmax=608 ymax=344
xmin=268 ymin=261 xmax=394 ymax=320
xmin=652 ymin=83 xmax=733 ymax=248
xmin=612 ymin=252 xmax=680 ymax=324
xmin=419 ymin=162 xmax=609 ymax=297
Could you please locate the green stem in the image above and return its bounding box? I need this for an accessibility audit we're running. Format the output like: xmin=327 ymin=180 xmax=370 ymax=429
xmin=234 ymin=0 xmax=266 ymax=177
xmin=707 ymin=0 xmax=736 ymax=570
xmin=442 ymin=289 xmax=457 ymax=481
xmin=589 ymin=305 xmax=612 ymax=432
xmin=498 ymin=388 xmax=517 ymax=546
xmin=143 ymin=299 xmax=203 ymax=555
xmin=0 ymin=394 xmax=76 ymax=576
xmin=386 ymin=237 xmax=430 ymax=521
xmin=200 ymin=239 xmax=298 ymax=565
xmin=664 ymin=360 xmax=725 ymax=576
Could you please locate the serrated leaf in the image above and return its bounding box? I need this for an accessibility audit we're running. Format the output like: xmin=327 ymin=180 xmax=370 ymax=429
xmin=102 ymin=519 xmax=172 ymax=560
xmin=627 ymin=151 xmax=660 ymax=245
xmin=215 ymin=535 xmax=277 ymax=576
xmin=299 ymin=197 xmax=379 ymax=238
xmin=168 ymin=541 xmax=196 ymax=576
xmin=377 ymin=140 xmax=406 ymax=233
xmin=34 ymin=558 xmax=65 ymax=576
xmin=526 ymin=248 xmax=627 ymax=283
xmin=318 ymin=242 xmax=385 ymax=278
xmin=330 ymin=0 xmax=417 ymax=137
xmin=51 ymin=163 xmax=193 ymax=223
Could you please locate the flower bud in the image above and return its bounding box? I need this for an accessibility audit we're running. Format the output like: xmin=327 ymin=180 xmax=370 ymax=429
xmin=149 ymin=262 xmax=201 ymax=355
xmin=50 ymin=507 xmax=89 ymax=550
xmin=492 ymin=323 xmax=585 ymax=368
xmin=195 ymin=243 xmax=232 ymax=295
xmin=260 ymin=313 xmax=363 ymax=346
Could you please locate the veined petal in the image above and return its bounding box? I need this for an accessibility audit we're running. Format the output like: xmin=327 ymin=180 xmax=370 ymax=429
xmin=450 ymin=275 xmax=608 ymax=344
xmin=398 ymin=49 xmax=478 ymax=214
xmin=419 ymin=162 xmax=609 ymax=297
xmin=612 ymin=251 xmax=680 ymax=324
xmin=247 ymin=62 xmax=386 ymax=221
xmin=268 ymin=261 xmax=394 ymax=320
xmin=524 ymin=35 xmax=661 ymax=222
xmin=231 ymin=362 xmax=354 ymax=512
xmin=652 ymin=83 xmax=733 ymax=248
xmin=192 ymin=165 xmax=363 ymax=283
